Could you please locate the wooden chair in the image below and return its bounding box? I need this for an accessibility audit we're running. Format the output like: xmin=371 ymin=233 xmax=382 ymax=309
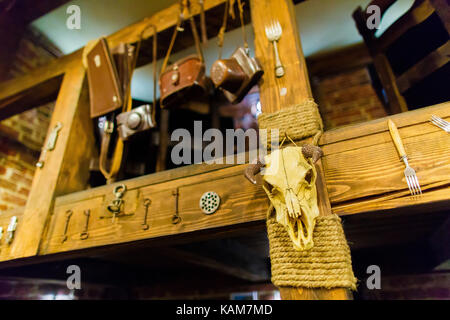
xmin=353 ymin=0 xmax=450 ymax=114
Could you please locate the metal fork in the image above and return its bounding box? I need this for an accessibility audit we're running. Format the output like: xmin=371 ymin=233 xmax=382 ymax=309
xmin=388 ymin=119 xmax=422 ymax=196
xmin=265 ymin=20 xmax=285 ymax=77
xmin=430 ymin=114 xmax=450 ymax=133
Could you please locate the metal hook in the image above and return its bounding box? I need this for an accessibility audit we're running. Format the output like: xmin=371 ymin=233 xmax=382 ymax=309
xmin=142 ymin=198 xmax=151 ymax=230
xmin=80 ymin=209 xmax=90 ymax=240
xmin=62 ymin=210 xmax=73 ymax=243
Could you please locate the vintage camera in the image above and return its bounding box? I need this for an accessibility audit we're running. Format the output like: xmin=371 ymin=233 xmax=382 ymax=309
xmin=210 ymin=47 xmax=264 ymax=104
xmin=116 ymin=104 xmax=155 ymax=141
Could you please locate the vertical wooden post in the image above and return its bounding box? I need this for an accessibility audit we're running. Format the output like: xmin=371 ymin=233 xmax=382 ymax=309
xmin=250 ymin=0 xmax=353 ymax=300
xmin=10 ymin=63 xmax=97 ymax=259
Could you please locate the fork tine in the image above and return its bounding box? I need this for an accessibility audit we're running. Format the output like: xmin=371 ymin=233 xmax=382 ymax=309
xmin=405 ymin=175 xmax=415 ymax=195
xmin=432 ymin=115 xmax=449 ymax=126
xmin=431 ymin=119 xmax=444 ymax=128
xmin=410 ymin=174 xmax=420 ymax=195
xmin=431 ymin=120 xmax=446 ymax=131
xmin=431 ymin=116 xmax=447 ymax=126
xmin=436 ymin=118 xmax=449 ymax=127
xmin=408 ymin=175 xmax=418 ymax=195
xmin=412 ymin=174 xmax=422 ymax=194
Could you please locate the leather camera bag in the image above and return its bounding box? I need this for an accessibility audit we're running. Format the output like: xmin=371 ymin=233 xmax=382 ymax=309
xmin=210 ymin=0 xmax=263 ymax=104
xmin=86 ymin=38 xmax=123 ymax=118
xmin=159 ymin=1 xmax=210 ymax=109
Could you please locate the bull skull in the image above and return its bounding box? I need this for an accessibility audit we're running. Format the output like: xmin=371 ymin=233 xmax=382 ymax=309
xmin=245 ymin=145 xmax=323 ymax=250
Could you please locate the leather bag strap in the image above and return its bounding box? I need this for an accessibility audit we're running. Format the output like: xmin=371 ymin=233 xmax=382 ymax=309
xmin=99 ymin=23 xmax=158 ymax=182
xmin=217 ymin=0 xmax=248 ymax=59
xmin=161 ymin=0 xmax=204 ymax=74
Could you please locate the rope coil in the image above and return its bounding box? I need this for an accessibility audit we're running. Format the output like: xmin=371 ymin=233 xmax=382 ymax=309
xmin=258 ymin=99 xmax=324 ymax=146
xmin=267 ymin=214 xmax=357 ymax=290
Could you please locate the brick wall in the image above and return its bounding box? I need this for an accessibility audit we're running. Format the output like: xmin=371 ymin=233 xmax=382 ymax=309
xmin=312 ymin=67 xmax=387 ymax=130
xmin=0 ymin=29 xmax=58 ymax=212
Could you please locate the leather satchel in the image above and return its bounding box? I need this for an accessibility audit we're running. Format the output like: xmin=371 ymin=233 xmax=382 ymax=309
xmin=86 ymin=38 xmax=123 ymax=118
xmin=159 ymin=2 xmax=210 ymax=110
xmin=211 ymin=47 xmax=263 ymax=104
xmin=210 ymin=0 xmax=263 ymax=104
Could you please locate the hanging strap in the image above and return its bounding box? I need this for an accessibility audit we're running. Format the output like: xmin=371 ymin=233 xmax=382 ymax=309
xmin=217 ymin=0 xmax=248 ymax=59
xmin=199 ymin=0 xmax=208 ymax=45
xmin=99 ymin=23 xmax=158 ymax=182
xmin=161 ymin=0 xmax=204 ymax=74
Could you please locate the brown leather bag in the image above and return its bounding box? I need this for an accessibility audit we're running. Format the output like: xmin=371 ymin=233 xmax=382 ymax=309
xmin=86 ymin=38 xmax=123 ymax=118
xmin=210 ymin=0 xmax=263 ymax=104
xmin=159 ymin=2 xmax=210 ymax=110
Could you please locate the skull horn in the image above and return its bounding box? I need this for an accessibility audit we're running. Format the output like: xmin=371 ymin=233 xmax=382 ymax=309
xmin=301 ymin=144 xmax=323 ymax=163
xmin=244 ymin=160 xmax=265 ymax=184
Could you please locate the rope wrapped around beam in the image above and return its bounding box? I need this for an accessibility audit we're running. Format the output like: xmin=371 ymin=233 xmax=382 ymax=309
xmin=267 ymin=213 xmax=357 ymax=290
xmin=257 ymin=99 xmax=357 ymax=290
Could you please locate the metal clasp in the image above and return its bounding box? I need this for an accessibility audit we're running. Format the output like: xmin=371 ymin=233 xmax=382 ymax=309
xmin=36 ymin=122 xmax=63 ymax=168
xmin=6 ymin=216 xmax=18 ymax=245
xmin=102 ymin=184 xmax=133 ymax=223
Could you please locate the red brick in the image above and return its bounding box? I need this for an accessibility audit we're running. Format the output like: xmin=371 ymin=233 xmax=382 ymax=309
xmin=0 ymin=178 xmax=17 ymax=191
xmin=0 ymin=124 xmax=19 ymax=141
xmin=18 ymin=187 xmax=30 ymax=196
xmin=11 ymin=171 xmax=33 ymax=185
xmin=1 ymin=191 xmax=27 ymax=206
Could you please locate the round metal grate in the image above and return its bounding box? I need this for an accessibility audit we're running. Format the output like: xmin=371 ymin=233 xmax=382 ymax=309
xmin=199 ymin=191 xmax=220 ymax=215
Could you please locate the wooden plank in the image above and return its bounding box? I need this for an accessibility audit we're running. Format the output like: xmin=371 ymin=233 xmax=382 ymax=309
xmin=320 ymin=101 xmax=450 ymax=147
xmin=40 ymin=165 xmax=268 ymax=255
xmin=0 ymin=51 xmax=79 ymax=118
xmin=9 ymin=63 xmax=97 ymax=260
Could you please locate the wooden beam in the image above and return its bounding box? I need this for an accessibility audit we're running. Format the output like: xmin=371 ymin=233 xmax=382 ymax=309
xmin=250 ymin=0 xmax=352 ymax=299
xmin=9 ymin=62 xmax=97 ymax=260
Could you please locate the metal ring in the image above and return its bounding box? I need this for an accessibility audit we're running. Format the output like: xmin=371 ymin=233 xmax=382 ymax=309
xmin=171 ymin=215 xmax=181 ymax=225
xmin=114 ymin=184 xmax=127 ymax=198
xmin=141 ymin=224 xmax=150 ymax=231
xmin=144 ymin=198 xmax=151 ymax=206
xmin=80 ymin=232 xmax=89 ymax=240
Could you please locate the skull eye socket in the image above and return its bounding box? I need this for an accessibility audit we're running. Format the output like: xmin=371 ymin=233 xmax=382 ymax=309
xmin=305 ymin=169 xmax=313 ymax=184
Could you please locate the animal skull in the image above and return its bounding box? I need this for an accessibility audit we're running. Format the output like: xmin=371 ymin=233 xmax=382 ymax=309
xmin=261 ymin=146 xmax=320 ymax=251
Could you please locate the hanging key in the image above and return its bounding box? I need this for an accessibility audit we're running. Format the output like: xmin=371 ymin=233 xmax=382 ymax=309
xmin=6 ymin=216 xmax=18 ymax=245
xmin=141 ymin=198 xmax=151 ymax=230
xmin=62 ymin=210 xmax=73 ymax=243
xmin=80 ymin=209 xmax=90 ymax=240
xmin=36 ymin=122 xmax=63 ymax=168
